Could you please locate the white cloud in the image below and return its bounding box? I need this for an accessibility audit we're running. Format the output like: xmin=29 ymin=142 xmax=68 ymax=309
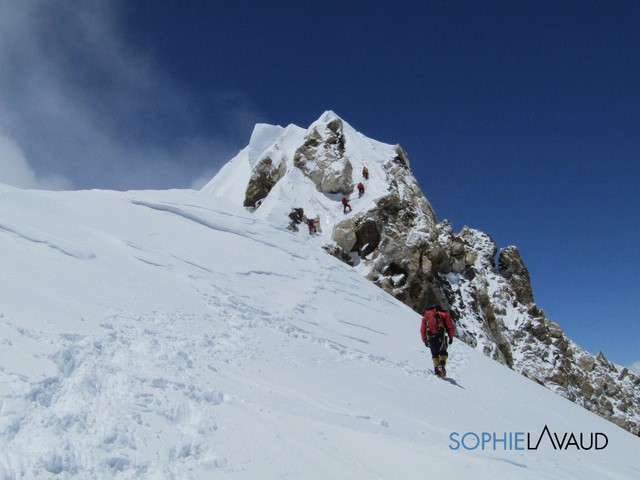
xmin=0 ymin=135 xmax=73 ymax=190
xmin=0 ymin=0 xmax=260 ymax=191
xmin=0 ymin=135 xmax=37 ymax=189
xmin=630 ymin=361 xmax=640 ymax=375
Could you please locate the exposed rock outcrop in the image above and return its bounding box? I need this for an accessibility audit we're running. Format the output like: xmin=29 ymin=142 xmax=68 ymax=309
xmin=498 ymin=245 xmax=534 ymax=305
xmin=244 ymin=157 xmax=286 ymax=208
xmin=293 ymin=118 xmax=354 ymax=194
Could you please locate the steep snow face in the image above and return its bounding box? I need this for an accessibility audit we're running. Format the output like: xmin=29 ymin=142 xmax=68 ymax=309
xmin=202 ymin=112 xmax=640 ymax=435
xmin=0 ymin=183 xmax=638 ymax=479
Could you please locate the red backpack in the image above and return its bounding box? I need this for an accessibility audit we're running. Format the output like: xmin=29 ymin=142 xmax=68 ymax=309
xmin=426 ymin=309 xmax=447 ymax=335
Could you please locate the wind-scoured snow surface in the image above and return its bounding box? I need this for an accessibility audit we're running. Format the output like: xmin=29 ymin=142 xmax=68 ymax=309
xmin=0 ymin=184 xmax=638 ymax=479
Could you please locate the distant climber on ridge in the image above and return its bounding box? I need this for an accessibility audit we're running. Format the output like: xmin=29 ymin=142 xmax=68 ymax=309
xmin=357 ymin=182 xmax=365 ymax=198
xmin=289 ymin=208 xmax=304 ymax=225
xmin=341 ymin=196 xmax=352 ymax=214
xmin=362 ymin=166 xmax=369 ymax=180
xmin=420 ymin=305 xmax=455 ymax=378
xmin=287 ymin=207 xmax=305 ymax=232
xmin=307 ymin=217 xmax=318 ymax=235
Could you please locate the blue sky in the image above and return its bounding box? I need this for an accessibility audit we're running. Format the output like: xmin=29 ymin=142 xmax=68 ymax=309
xmin=0 ymin=1 xmax=638 ymax=367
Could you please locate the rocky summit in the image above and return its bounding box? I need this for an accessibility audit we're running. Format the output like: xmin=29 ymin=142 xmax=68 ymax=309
xmin=203 ymin=111 xmax=640 ymax=435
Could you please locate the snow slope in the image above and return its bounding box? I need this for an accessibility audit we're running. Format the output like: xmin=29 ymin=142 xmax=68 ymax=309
xmin=0 ymin=183 xmax=638 ymax=479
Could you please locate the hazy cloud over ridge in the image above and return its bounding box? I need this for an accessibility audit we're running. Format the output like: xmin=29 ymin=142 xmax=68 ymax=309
xmin=0 ymin=0 xmax=259 ymax=190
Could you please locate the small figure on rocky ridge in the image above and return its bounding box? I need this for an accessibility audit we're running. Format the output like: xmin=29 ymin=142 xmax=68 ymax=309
xmin=341 ymin=196 xmax=352 ymax=214
xmin=357 ymin=182 xmax=365 ymax=198
xmin=307 ymin=217 xmax=317 ymax=235
xmin=288 ymin=208 xmax=304 ymax=224
xmin=362 ymin=166 xmax=369 ymax=180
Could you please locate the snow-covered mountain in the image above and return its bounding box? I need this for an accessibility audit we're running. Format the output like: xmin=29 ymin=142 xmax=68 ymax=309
xmin=1 ymin=182 xmax=638 ymax=478
xmin=203 ymin=111 xmax=640 ymax=436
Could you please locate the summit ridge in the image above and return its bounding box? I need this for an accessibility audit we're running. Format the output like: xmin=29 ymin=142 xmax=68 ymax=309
xmin=204 ymin=111 xmax=640 ymax=435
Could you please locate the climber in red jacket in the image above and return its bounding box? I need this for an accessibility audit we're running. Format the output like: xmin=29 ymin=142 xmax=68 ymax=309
xmin=341 ymin=196 xmax=352 ymax=214
xmin=420 ymin=305 xmax=455 ymax=377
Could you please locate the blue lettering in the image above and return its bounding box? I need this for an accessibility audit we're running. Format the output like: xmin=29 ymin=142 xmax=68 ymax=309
xmin=449 ymin=432 xmax=460 ymax=451
xmin=462 ymin=432 xmax=480 ymax=450
xmin=451 ymin=431 xmax=532 ymax=451
xmin=494 ymin=432 xmax=508 ymax=450
xmin=481 ymin=432 xmax=492 ymax=450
